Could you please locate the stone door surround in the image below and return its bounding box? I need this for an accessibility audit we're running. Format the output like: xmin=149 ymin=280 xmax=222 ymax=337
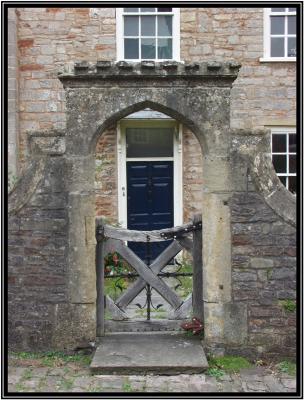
xmin=57 ymin=60 xmax=240 ymax=346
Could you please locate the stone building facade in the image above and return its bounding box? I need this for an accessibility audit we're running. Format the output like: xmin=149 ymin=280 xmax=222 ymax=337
xmin=7 ymin=6 xmax=297 ymax=360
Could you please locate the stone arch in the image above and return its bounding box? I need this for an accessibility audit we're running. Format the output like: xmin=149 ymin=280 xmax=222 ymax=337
xmin=90 ymin=100 xmax=208 ymax=156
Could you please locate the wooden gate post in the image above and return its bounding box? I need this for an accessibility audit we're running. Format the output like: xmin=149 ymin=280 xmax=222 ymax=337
xmin=96 ymin=218 xmax=105 ymax=336
xmin=192 ymin=213 xmax=203 ymax=321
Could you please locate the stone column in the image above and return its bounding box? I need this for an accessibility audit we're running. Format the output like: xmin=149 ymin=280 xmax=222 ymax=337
xmin=8 ymin=8 xmax=19 ymax=178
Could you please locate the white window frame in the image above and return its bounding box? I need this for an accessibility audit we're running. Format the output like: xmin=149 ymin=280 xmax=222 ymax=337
xmin=117 ymin=119 xmax=183 ymax=228
xmin=270 ymin=127 xmax=296 ymax=193
xmin=260 ymin=8 xmax=296 ymax=62
xmin=116 ymin=8 xmax=180 ymax=61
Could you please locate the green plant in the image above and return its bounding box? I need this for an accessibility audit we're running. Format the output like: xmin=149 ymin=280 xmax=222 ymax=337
xmin=206 ymin=367 xmax=225 ymax=378
xmin=277 ymin=361 xmax=296 ymax=376
xmin=208 ymin=355 xmax=252 ymax=373
xmin=22 ymin=369 xmax=33 ymax=380
xmin=15 ymin=382 xmax=26 ymax=392
xmin=279 ymin=299 xmax=296 ymax=313
xmin=122 ymin=381 xmax=132 ymax=392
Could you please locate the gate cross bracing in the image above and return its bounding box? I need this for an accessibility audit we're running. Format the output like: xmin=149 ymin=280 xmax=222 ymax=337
xmin=96 ymin=214 xmax=203 ymax=335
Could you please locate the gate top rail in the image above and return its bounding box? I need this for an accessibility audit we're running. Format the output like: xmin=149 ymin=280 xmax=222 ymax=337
xmin=96 ymin=216 xmax=202 ymax=242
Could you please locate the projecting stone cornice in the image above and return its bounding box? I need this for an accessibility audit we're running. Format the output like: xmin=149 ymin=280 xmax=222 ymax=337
xmin=58 ymin=60 xmax=241 ymax=88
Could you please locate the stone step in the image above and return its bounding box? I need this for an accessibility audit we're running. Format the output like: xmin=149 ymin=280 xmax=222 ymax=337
xmin=90 ymin=332 xmax=208 ymax=375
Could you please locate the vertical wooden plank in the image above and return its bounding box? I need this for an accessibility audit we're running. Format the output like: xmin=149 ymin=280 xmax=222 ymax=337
xmin=192 ymin=213 xmax=203 ymax=321
xmin=96 ymin=220 xmax=105 ymax=336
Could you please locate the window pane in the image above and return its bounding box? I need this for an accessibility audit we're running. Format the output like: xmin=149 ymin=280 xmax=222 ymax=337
xmin=288 ymin=37 xmax=296 ymax=56
xmin=273 ymin=155 xmax=287 ymax=173
xmin=270 ymin=16 xmax=285 ymax=34
xmin=126 ymin=128 xmax=173 ymax=157
xmin=141 ymin=38 xmax=156 ymax=59
xmin=289 ymin=176 xmax=296 ymax=194
xmin=289 ymin=155 xmax=296 ymax=173
xmin=288 ymin=8 xmax=296 ymax=11
xmin=157 ymin=8 xmax=172 ymax=12
xmin=288 ymin=16 xmax=296 ymax=34
xmin=124 ymin=16 xmax=139 ymax=36
xmin=289 ymin=134 xmax=296 ymax=152
xmin=158 ymin=16 xmax=172 ymax=36
xmin=271 ymin=8 xmax=286 ymax=12
xmin=278 ymin=176 xmax=286 ymax=186
xmin=124 ymin=8 xmax=139 ymax=12
xmin=141 ymin=16 xmax=155 ymax=36
xmin=271 ymin=37 xmax=285 ymax=57
xmin=124 ymin=39 xmax=139 ymax=59
xmin=272 ymin=134 xmax=286 ymax=152
xmin=158 ymin=38 xmax=172 ymax=59
xmin=140 ymin=8 xmax=155 ymax=12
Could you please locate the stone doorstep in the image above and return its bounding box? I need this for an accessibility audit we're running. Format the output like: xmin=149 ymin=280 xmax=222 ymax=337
xmin=90 ymin=333 xmax=208 ymax=375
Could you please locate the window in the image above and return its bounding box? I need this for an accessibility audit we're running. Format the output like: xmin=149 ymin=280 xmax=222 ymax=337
xmin=262 ymin=8 xmax=296 ymax=61
xmin=271 ymin=128 xmax=296 ymax=194
xmin=116 ymin=8 xmax=180 ymax=61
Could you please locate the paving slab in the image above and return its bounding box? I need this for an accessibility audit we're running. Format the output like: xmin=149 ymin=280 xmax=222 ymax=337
xmin=90 ymin=333 xmax=208 ymax=375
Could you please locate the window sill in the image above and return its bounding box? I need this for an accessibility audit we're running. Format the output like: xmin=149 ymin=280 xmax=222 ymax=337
xmin=259 ymin=57 xmax=296 ymax=62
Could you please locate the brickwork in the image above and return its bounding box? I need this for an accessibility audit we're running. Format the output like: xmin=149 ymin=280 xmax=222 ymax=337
xmin=231 ymin=192 xmax=296 ymax=359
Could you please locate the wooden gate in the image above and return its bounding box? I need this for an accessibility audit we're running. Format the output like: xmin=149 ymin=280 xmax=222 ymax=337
xmin=96 ymin=215 xmax=203 ymax=335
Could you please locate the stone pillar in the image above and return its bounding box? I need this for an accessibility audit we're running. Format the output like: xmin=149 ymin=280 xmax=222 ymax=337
xmin=64 ymin=154 xmax=97 ymax=343
xmin=8 ymin=8 xmax=19 ymax=178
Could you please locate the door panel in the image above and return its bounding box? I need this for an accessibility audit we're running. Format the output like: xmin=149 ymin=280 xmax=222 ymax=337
xmin=127 ymin=161 xmax=173 ymax=263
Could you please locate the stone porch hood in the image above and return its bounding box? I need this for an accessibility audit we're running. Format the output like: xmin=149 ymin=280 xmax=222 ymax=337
xmin=58 ymin=60 xmax=241 ymax=87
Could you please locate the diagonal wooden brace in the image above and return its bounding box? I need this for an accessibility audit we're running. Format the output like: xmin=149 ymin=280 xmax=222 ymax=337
xmin=116 ymin=240 xmax=183 ymax=309
xmin=107 ymin=239 xmax=183 ymax=310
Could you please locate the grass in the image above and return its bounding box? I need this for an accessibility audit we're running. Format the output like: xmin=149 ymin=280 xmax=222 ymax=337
xmin=10 ymin=351 xmax=92 ymax=368
xmin=277 ymin=361 xmax=296 ymax=376
xmin=208 ymin=355 xmax=252 ymax=375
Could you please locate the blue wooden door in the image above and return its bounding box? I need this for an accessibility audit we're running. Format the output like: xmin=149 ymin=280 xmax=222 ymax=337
xmin=127 ymin=161 xmax=174 ymax=263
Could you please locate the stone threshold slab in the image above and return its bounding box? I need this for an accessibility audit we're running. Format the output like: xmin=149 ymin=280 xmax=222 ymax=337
xmin=90 ymin=333 xmax=208 ymax=375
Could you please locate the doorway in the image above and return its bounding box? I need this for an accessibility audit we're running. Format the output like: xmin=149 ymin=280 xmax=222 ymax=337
xmin=117 ymin=115 xmax=183 ymax=239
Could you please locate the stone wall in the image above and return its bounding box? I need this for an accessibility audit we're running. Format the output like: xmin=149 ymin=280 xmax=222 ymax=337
xmin=8 ymin=8 xmax=19 ymax=177
xmin=17 ymin=7 xmax=116 ymax=170
xmin=8 ymin=156 xmax=69 ymax=350
xmin=180 ymin=8 xmax=296 ymax=129
xmin=15 ymin=7 xmax=296 ymax=170
xmin=95 ymin=125 xmax=118 ymax=223
xmin=230 ymin=192 xmax=296 ymax=359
